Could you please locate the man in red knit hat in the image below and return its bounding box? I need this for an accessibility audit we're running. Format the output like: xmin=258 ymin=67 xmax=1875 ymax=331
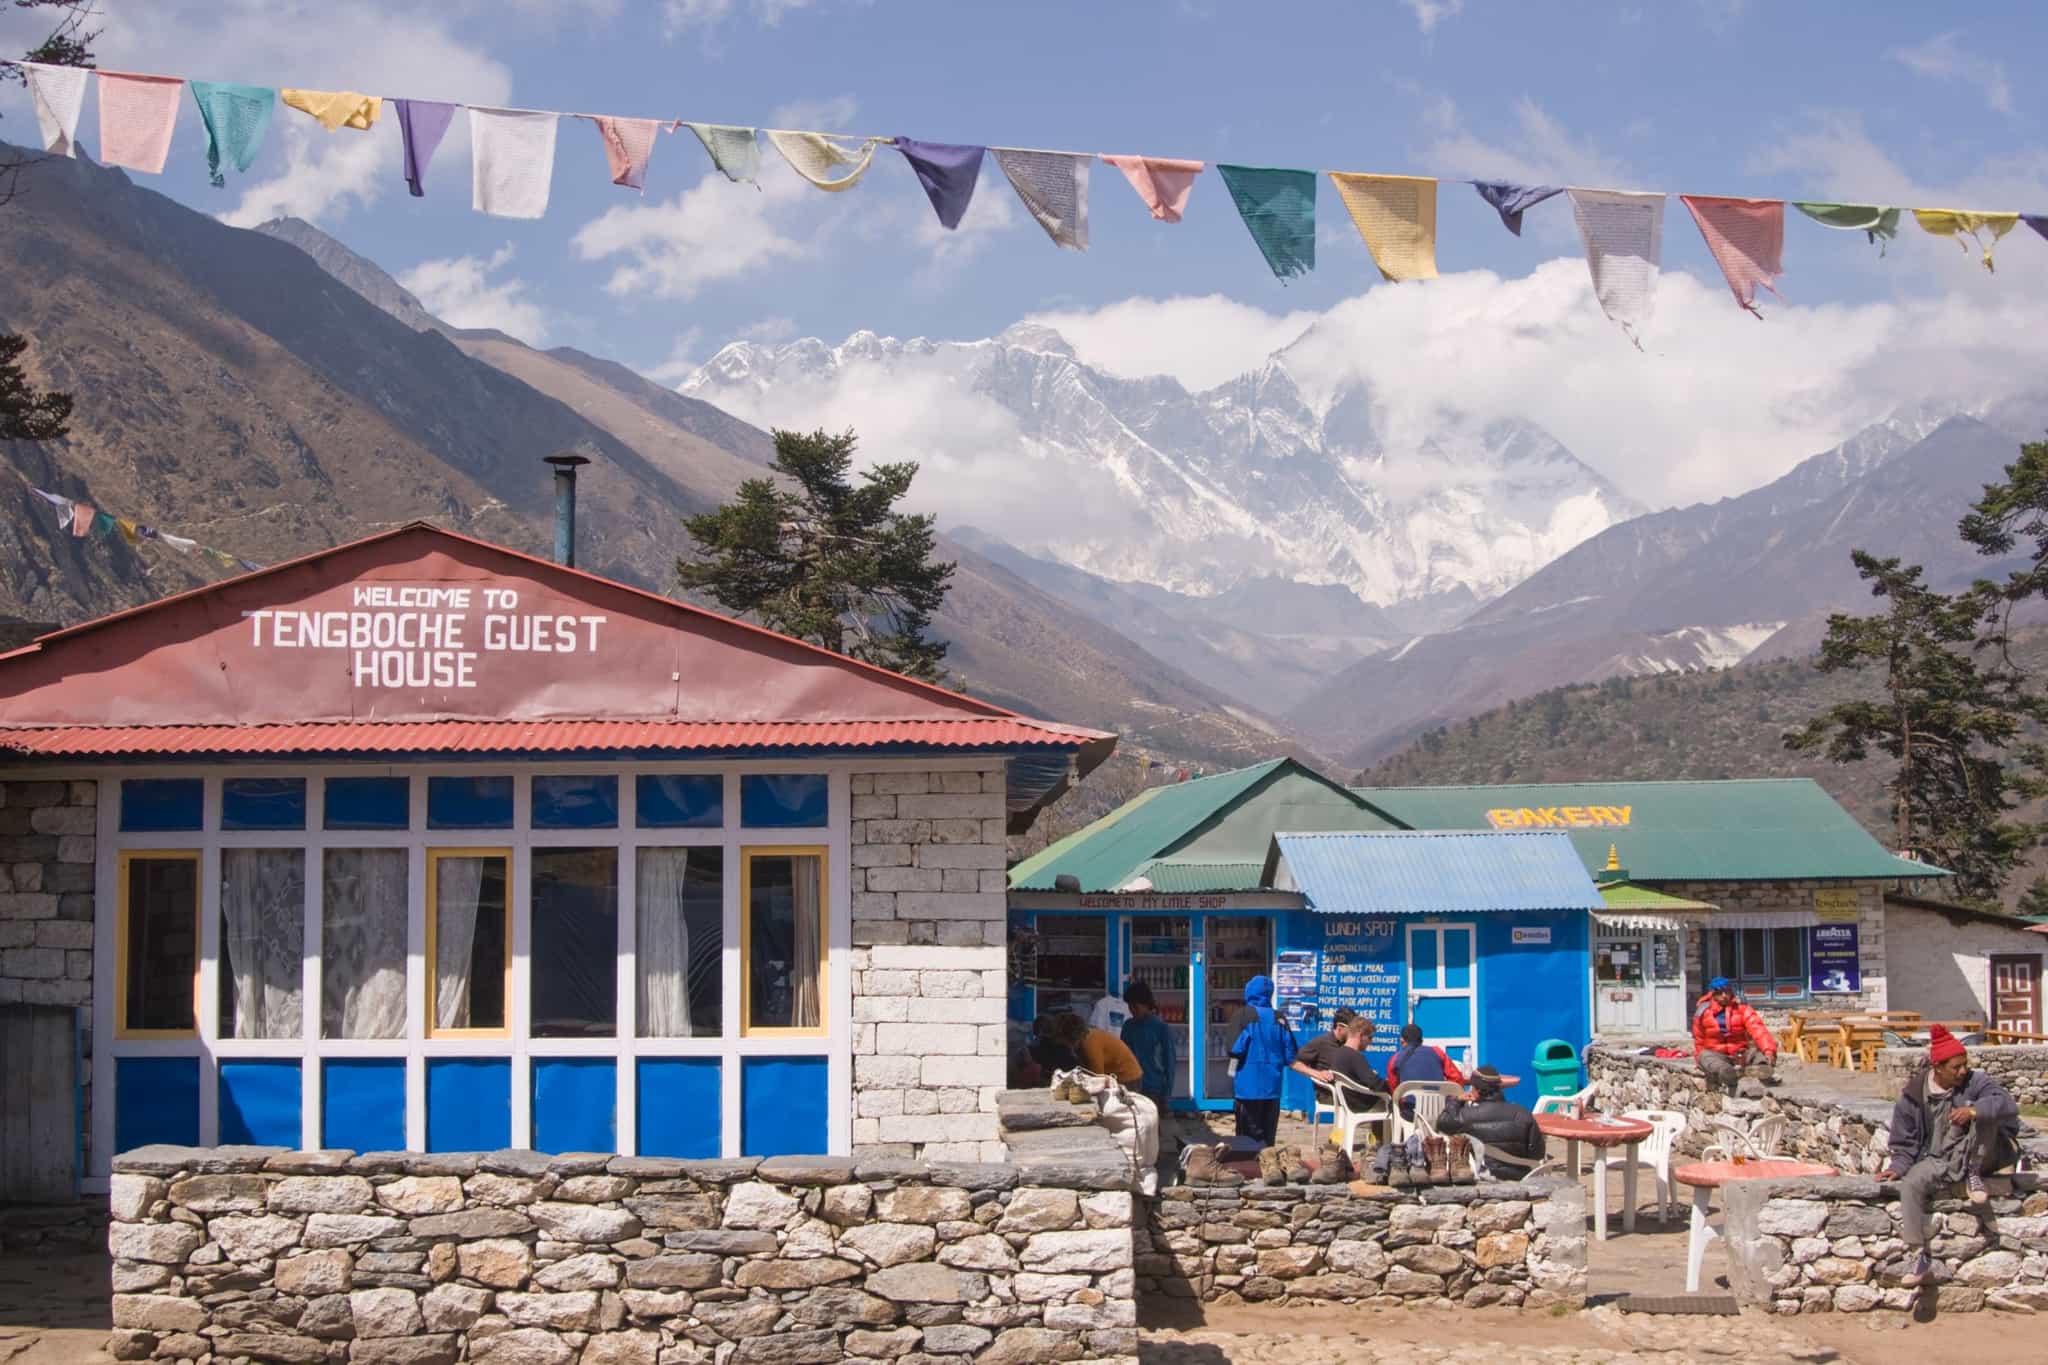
xmin=1883 ymin=1024 xmax=2022 ymax=1288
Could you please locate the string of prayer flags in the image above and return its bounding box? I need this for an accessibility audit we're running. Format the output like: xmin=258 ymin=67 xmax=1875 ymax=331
xmin=992 ymin=148 xmax=1090 ymax=250
xmin=897 ymin=138 xmax=986 ymax=230
xmin=1101 ymin=155 xmax=1203 ymax=223
xmin=470 ymin=107 xmax=559 ymax=219
xmin=1472 ymin=181 xmax=1561 ymax=236
xmin=96 ymin=70 xmax=184 ymax=175
xmin=1569 ymin=188 xmax=1665 ymax=348
xmin=31 ymin=488 xmax=253 ymax=567
xmin=683 ymin=123 xmax=762 ymax=186
xmin=395 ymin=100 xmax=456 ymax=198
xmin=1218 ymin=165 xmax=1316 ymax=281
xmin=587 ymin=116 xmax=665 ymax=191
xmin=1913 ymin=209 xmax=2019 ymax=272
xmin=281 ymin=89 xmax=381 ymax=132
xmin=1681 ymin=195 xmax=1785 ymax=316
xmin=68 ymin=501 xmax=94 ymax=537
xmin=768 ymin=130 xmax=887 ymax=191
xmin=21 ymin=61 xmax=88 ymax=157
xmin=189 ymin=82 xmax=276 ymax=189
xmin=1330 ymin=172 xmax=1438 ymax=281
xmin=1792 ymin=202 xmax=1901 ymax=254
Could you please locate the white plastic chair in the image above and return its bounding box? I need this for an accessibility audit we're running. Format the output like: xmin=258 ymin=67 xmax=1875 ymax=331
xmin=1391 ymin=1080 xmax=1463 ymax=1146
xmin=1532 ymin=1082 xmax=1598 ymax=1120
xmin=1617 ymin=1108 xmax=1686 ymax=1219
xmin=1702 ymin=1111 xmax=1785 ymax=1162
xmin=1328 ymin=1074 xmax=1394 ymax=1159
xmin=1466 ymin=1135 xmax=1557 ymax=1183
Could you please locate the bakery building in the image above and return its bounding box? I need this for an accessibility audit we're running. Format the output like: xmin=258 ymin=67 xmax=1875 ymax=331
xmin=0 ymin=519 xmax=1110 ymax=1197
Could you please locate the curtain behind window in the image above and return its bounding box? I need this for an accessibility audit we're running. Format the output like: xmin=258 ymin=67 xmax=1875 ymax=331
xmin=434 ymin=856 xmax=486 ymax=1029
xmin=791 ymin=855 xmax=821 ymax=1029
xmin=322 ymin=848 xmax=407 ymax=1039
xmin=638 ymin=847 xmax=693 ymax=1037
xmin=220 ymin=848 xmax=304 ymax=1039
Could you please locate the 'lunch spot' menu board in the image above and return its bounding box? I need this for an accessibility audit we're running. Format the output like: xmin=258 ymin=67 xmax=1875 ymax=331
xmin=1318 ymin=917 xmax=1404 ymax=1062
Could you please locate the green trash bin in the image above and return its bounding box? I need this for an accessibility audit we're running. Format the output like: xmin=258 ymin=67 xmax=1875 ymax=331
xmin=1531 ymin=1039 xmax=1581 ymax=1097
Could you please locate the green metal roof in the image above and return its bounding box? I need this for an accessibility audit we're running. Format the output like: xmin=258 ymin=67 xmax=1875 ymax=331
xmin=1122 ymin=860 xmax=1269 ymax=894
xmin=1352 ymin=778 xmax=1940 ymax=883
xmin=1598 ymin=881 xmax=1716 ymax=912
xmin=1011 ymin=758 xmax=1395 ymax=893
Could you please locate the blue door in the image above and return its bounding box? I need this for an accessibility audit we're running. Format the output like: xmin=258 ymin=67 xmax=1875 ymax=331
xmin=1406 ymin=923 xmax=1477 ymax=1073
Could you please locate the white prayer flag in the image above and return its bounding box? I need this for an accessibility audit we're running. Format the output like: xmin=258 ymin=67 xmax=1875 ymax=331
xmin=23 ymin=62 xmax=89 ymax=157
xmin=470 ymin=107 xmax=559 ymax=219
xmin=767 ymin=130 xmax=883 ymax=192
xmin=1568 ymin=188 xmax=1665 ymax=347
xmin=992 ymin=148 xmax=1090 ymax=251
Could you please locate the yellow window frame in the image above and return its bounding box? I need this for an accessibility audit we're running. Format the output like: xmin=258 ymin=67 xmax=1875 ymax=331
xmin=740 ymin=845 xmax=828 ymax=1038
xmin=425 ymin=847 xmax=513 ymax=1039
xmin=115 ymin=849 xmax=201 ymax=1040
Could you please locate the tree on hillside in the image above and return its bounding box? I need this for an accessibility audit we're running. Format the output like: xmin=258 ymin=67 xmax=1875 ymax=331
xmin=0 ymin=333 xmax=70 ymax=439
xmin=678 ymin=427 xmax=955 ymax=682
xmin=1785 ymin=552 xmax=2029 ymax=903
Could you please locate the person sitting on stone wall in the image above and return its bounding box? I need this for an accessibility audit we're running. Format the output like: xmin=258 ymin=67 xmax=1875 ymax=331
xmin=1691 ymin=977 xmax=1777 ymax=1096
xmin=1883 ymin=1024 xmax=2022 ymax=1288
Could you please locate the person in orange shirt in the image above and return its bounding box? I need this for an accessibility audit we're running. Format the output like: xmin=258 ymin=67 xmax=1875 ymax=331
xmin=1047 ymin=1010 xmax=1144 ymax=1086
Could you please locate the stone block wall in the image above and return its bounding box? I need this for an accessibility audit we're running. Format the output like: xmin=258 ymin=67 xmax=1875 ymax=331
xmin=1877 ymin=1045 xmax=2048 ymax=1107
xmin=105 ymin=1144 xmax=1137 ymax=1365
xmin=1722 ymin=1173 xmax=2048 ymax=1313
xmin=0 ymin=777 xmax=97 ymax=1008
xmin=1654 ymin=878 xmax=1888 ymax=1013
xmin=849 ymin=765 xmax=1012 ymax=1164
xmin=1137 ymin=1180 xmax=1587 ymax=1310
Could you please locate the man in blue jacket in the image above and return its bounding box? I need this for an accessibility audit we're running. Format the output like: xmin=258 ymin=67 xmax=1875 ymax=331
xmin=1230 ymin=974 xmax=1295 ymax=1146
xmin=1884 ymin=1025 xmax=2022 ymax=1287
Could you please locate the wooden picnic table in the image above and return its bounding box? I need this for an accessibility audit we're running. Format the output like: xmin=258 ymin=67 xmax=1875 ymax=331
xmin=1674 ymin=1159 xmax=1837 ymax=1292
xmin=1535 ymin=1113 xmax=1654 ymax=1242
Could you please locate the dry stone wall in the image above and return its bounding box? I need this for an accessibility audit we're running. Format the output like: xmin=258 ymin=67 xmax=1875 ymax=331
xmin=849 ymin=766 xmax=1011 ymax=1164
xmin=1722 ymin=1173 xmax=2048 ymax=1313
xmin=105 ymin=1144 xmax=1137 ymax=1365
xmin=1877 ymin=1045 xmax=2048 ymax=1107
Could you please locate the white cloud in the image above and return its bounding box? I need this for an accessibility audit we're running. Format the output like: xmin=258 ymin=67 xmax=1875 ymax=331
xmin=572 ymin=165 xmax=812 ymax=299
xmin=740 ymin=316 xmax=798 ymax=341
xmin=1426 ymin=96 xmax=1632 ymax=189
xmin=1891 ymin=32 xmax=2012 ymax=115
xmin=769 ymin=94 xmax=861 ymax=132
xmin=1398 ymin=0 xmax=1463 ymax=33
xmin=663 ymin=0 xmax=862 ymax=39
xmin=398 ymin=243 xmax=551 ymax=342
xmin=1021 ymin=296 xmax=1319 ymax=391
xmin=908 ymin=164 xmax=1019 ymax=289
xmin=219 ymin=118 xmax=393 ymax=228
xmin=646 ymin=329 xmax=707 ymax=384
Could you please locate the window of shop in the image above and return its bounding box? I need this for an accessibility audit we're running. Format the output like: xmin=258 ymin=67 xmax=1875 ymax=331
xmin=530 ymin=847 xmax=619 ymax=1037
xmin=321 ymin=848 xmax=407 ymax=1039
xmin=1709 ymin=926 xmax=1808 ymax=999
xmin=742 ymin=847 xmax=826 ymax=1035
xmin=427 ymin=848 xmax=511 ymax=1036
xmin=117 ymin=850 xmax=200 ymax=1037
xmin=637 ymin=846 xmax=723 ymax=1038
xmin=218 ymin=848 xmax=305 ymax=1039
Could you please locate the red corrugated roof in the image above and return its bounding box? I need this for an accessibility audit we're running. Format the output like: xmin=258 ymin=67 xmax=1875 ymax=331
xmin=0 ymin=717 xmax=1113 ymax=759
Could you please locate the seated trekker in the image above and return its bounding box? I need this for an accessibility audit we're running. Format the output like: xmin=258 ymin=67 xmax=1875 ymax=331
xmin=1291 ymin=1008 xmax=1388 ymax=1109
xmin=1692 ymin=976 xmax=1778 ymax=1096
xmin=1387 ymin=1022 xmax=1465 ymax=1115
xmin=1436 ymin=1064 xmax=1546 ymax=1179
xmin=1885 ymin=1025 xmax=2023 ymax=1288
xmin=1047 ymin=1008 xmax=1144 ymax=1087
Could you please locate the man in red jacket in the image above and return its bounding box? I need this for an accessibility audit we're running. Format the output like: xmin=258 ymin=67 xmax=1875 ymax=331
xmin=1693 ymin=977 xmax=1778 ymax=1095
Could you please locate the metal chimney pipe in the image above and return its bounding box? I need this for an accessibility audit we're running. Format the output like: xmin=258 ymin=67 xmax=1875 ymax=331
xmin=543 ymin=452 xmax=591 ymax=566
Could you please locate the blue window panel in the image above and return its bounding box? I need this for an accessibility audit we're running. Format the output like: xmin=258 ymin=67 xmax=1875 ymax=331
xmin=533 ymin=775 xmax=619 ymax=830
xmin=427 ymin=776 xmax=513 ymax=830
xmin=219 ymin=1059 xmax=302 ymax=1146
xmin=325 ymin=777 xmax=410 ymax=830
xmin=740 ymin=774 xmax=828 ymax=829
xmin=534 ymin=1058 xmax=616 ymax=1154
xmin=115 ymin=1057 xmax=199 ymax=1153
xmin=120 ymin=779 xmax=203 ymax=833
xmin=427 ymin=1058 xmax=511 ymax=1151
xmin=741 ymin=1056 xmax=827 ymax=1157
xmin=1410 ymin=931 xmax=1439 ymax=990
xmin=221 ymin=777 xmax=307 ymax=831
xmin=1443 ymin=929 xmax=1473 ymax=990
xmin=323 ymin=1059 xmax=407 ymax=1152
xmin=637 ymin=1058 xmax=721 ymax=1158
xmin=1413 ymin=995 xmax=1471 ymax=1040
xmin=637 ymin=775 xmax=723 ymax=829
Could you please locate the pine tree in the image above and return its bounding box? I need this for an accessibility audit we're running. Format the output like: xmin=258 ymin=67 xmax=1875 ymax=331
xmin=678 ymin=428 xmax=955 ymax=682
xmin=1785 ymin=552 xmax=2028 ymax=902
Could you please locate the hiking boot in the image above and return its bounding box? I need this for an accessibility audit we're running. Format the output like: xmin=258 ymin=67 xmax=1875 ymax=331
xmin=1312 ymin=1146 xmax=1355 ymax=1185
xmin=1256 ymin=1145 xmax=1288 ymax=1186
xmin=1424 ymin=1136 xmax=1451 ymax=1185
xmin=1967 ymin=1173 xmax=1989 ymax=1206
xmin=1901 ymin=1248 xmax=1933 ymax=1288
xmin=1278 ymin=1144 xmax=1313 ymax=1184
xmin=1382 ymin=1141 xmax=1409 ymax=1188
xmin=1447 ymin=1135 xmax=1475 ymax=1185
xmin=1181 ymin=1143 xmax=1240 ymax=1188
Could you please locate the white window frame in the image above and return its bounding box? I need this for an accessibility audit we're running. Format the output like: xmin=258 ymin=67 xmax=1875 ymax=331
xmin=86 ymin=756 xmax=921 ymax=1189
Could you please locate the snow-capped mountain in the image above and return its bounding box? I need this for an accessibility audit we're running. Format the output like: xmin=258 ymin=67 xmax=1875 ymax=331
xmin=682 ymin=323 xmax=1643 ymax=620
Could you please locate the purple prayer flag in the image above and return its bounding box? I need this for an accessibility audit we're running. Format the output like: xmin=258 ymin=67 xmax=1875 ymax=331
xmin=1472 ymin=180 xmax=1562 ymax=236
xmin=896 ymin=137 xmax=986 ymax=230
xmin=2026 ymin=214 xmax=2048 ymax=243
xmin=396 ymin=99 xmax=456 ymax=197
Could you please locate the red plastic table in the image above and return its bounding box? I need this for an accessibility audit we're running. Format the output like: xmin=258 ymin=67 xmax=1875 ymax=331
xmin=1535 ymin=1113 xmax=1655 ymax=1241
xmin=1673 ymin=1159 xmax=1837 ymax=1292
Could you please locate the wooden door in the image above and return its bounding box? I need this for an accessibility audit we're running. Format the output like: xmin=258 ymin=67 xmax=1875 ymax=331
xmin=1989 ymin=954 xmax=2042 ymax=1036
xmin=0 ymin=1004 xmax=78 ymax=1202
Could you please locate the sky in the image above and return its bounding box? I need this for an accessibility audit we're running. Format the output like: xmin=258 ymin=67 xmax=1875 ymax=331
xmin=2 ymin=1 xmax=2048 ymax=514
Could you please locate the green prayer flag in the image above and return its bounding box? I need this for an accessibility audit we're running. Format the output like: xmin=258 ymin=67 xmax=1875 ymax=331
xmin=1794 ymin=202 xmax=1901 ymax=251
xmin=190 ymin=81 xmax=276 ymax=189
xmin=1219 ymin=164 xmax=1316 ymax=282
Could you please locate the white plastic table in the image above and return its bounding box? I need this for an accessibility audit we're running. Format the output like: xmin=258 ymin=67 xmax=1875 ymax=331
xmin=1673 ymin=1159 xmax=1838 ymax=1292
xmin=1535 ymin=1113 xmax=1654 ymax=1242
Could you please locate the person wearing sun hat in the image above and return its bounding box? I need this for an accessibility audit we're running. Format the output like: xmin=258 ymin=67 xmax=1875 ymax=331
xmin=1691 ymin=976 xmax=1777 ymax=1096
xmin=1884 ymin=1024 xmax=2022 ymax=1288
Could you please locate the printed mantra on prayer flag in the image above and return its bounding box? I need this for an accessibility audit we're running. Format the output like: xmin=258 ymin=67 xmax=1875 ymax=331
xmin=243 ymin=585 xmax=608 ymax=691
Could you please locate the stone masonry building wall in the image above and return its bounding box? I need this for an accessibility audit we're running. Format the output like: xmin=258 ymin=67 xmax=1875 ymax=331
xmin=106 ymin=1144 xmax=1137 ymax=1365
xmin=849 ymin=765 xmax=1011 ymax=1164
xmin=0 ymin=777 xmax=97 ymax=1008
xmin=1652 ymin=879 xmax=1889 ymax=1014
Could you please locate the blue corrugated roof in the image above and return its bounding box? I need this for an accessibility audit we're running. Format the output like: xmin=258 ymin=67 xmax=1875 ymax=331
xmin=1269 ymin=830 xmax=1606 ymax=916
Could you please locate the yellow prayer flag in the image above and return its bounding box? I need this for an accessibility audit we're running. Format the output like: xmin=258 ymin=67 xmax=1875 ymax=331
xmin=1329 ymin=172 xmax=1438 ymax=281
xmin=1912 ymin=208 xmax=2018 ymax=272
xmin=281 ymin=89 xmax=382 ymax=132
xmin=114 ymin=517 xmax=140 ymax=545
